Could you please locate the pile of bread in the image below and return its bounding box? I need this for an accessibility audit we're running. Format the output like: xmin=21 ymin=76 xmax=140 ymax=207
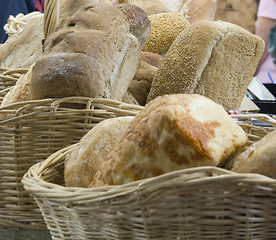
xmin=0 ymin=0 xmax=275 ymax=186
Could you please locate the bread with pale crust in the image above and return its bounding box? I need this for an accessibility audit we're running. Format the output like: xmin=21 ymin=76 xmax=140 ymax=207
xmin=90 ymin=94 xmax=248 ymax=187
xmin=65 ymin=117 xmax=133 ymax=187
xmin=230 ymin=129 xmax=276 ymax=178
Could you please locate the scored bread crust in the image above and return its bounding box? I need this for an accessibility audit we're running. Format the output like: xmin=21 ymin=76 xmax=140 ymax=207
xmin=147 ymin=20 xmax=265 ymax=111
xmin=90 ymin=94 xmax=248 ymax=187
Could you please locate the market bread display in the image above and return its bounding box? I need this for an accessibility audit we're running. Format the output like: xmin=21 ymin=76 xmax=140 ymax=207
xmin=142 ymin=12 xmax=190 ymax=55
xmin=147 ymin=20 xmax=265 ymax=111
xmin=90 ymin=94 xmax=248 ymax=187
xmin=31 ymin=3 xmax=146 ymax=101
xmin=65 ymin=117 xmax=133 ymax=187
xmin=230 ymin=129 xmax=276 ymax=178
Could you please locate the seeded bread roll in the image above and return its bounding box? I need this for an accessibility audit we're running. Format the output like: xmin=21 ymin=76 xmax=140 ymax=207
xmin=142 ymin=12 xmax=190 ymax=55
xmin=230 ymin=129 xmax=276 ymax=178
xmin=147 ymin=20 xmax=265 ymax=111
xmin=90 ymin=94 xmax=248 ymax=187
xmin=65 ymin=117 xmax=133 ymax=187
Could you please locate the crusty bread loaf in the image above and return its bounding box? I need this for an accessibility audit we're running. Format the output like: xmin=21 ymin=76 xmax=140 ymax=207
xmin=0 ymin=66 xmax=33 ymax=108
xmin=0 ymin=15 xmax=43 ymax=69
xmin=90 ymin=94 xmax=248 ymax=187
xmin=141 ymin=51 xmax=163 ymax=68
xmin=65 ymin=117 xmax=133 ymax=187
xmin=128 ymin=60 xmax=158 ymax=105
xmin=128 ymin=0 xmax=170 ymax=16
xmin=160 ymin=0 xmax=217 ymax=22
xmin=147 ymin=20 xmax=265 ymax=111
xmin=142 ymin=12 xmax=190 ymax=55
xmin=116 ymin=4 xmax=151 ymax=47
xmin=230 ymin=129 xmax=276 ymax=178
xmin=31 ymin=3 xmax=142 ymax=101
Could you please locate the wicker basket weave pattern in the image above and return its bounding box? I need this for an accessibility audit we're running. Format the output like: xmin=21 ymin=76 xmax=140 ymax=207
xmin=0 ymin=97 xmax=142 ymax=229
xmin=22 ymin=115 xmax=276 ymax=239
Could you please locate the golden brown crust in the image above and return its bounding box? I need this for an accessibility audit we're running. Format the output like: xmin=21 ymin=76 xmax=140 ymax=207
xmin=90 ymin=94 xmax=248 ymax=187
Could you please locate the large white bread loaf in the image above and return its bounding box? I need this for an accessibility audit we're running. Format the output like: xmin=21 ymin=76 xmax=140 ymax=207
xmin=90 ymin=94 xmax=248 ymax=187
xmin=147 ymin=20 xmax=265 ymax=111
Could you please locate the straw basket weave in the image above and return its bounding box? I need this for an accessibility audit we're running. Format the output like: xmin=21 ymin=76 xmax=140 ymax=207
xmin=22 ymin=114 xmax=276 ymax=239
xmin=0 ymin=68 xmax=27 ymax=103
xmin=0 ymin=97 xmax=142 ymax=229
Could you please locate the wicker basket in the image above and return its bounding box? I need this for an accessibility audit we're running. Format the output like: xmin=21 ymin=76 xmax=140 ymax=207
xmin=0 ymin=97 xmax=142 ymax=229
xmin=0 ymin=68 xmax=27 ymax=103
xmin=22 ymin=114 xmax=276 ymax=239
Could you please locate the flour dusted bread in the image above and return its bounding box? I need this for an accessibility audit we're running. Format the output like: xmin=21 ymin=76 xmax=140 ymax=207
xmin=230 ymin=129 xmax=276 ymax=178
xmin=65 ymin=117 xmax=133 ymax=187
xmin=147 ymin=20 xmax=265 ymax=111
xmin=90 ymin=94 xmax=248 ymax=187
xmin=31 ymin=3 xmax=142 ymax=101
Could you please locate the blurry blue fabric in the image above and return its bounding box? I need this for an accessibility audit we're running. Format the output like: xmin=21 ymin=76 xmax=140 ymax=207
xmin=269 ymin=24 xmax=276 ymax=66
xmin=0 ymin=0 xmax=36 ymax=44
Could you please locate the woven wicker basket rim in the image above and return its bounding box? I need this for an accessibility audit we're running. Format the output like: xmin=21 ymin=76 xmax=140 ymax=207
xmin=22 ymin=113 xmax=276 ymax=204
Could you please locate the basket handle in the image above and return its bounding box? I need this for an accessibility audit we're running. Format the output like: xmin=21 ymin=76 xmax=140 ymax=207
xmin=44 ymin=0 xmax=60 ymax=40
